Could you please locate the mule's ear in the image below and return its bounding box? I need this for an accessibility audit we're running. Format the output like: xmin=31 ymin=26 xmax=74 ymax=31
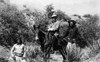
xmin=33 ymin=25 xmax=36 ymax=30
xmin=37 ymin=25 xmax=40 ymax=29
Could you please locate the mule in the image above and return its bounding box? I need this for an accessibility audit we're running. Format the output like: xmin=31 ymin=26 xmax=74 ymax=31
xmin=34 ymin=25 xmax=69 ymax=62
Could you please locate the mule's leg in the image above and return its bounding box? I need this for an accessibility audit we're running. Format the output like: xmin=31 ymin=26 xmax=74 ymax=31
xmin=44 ymin=45 xmax=51 ymax=62
xmin=59 ymin=47 xmax=69 ymax=62
xmin=62 ymin=46 xmax=68 ymax=56
xmin=45 ymin=46 xmax=52 ymax=62
xmin=63 ymin=46 xmax=69 ymax=62
xmin=43 ymin=47 xmax=47 ymax=62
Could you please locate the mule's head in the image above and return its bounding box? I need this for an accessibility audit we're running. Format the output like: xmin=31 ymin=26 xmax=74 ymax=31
xmin=35 ymin=32 xmax=39 ymax=41
xmin=34 ymin=25 xmax=45 ymax=41
xmin=33 ymin=25 xmax=39 ymax=41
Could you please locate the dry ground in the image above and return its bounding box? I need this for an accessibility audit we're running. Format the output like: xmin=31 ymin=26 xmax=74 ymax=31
xmin=0 ymin=45 xmax=100 ymax=62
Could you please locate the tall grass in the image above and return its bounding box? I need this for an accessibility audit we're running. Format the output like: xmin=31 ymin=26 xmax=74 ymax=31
xmin=0 ymin=58 xmax=8 ymax=62
xmin=67 ymin=39 xmax=100 ymax=62
xmin=25 ymin=42 xmax=43 ymax=62
xmin=88 ymin=39 xmax=100 ymax=58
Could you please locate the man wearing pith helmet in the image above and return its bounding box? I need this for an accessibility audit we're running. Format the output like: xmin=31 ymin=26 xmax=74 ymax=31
xmin=47 ymin=12 xmax=61 ymax=37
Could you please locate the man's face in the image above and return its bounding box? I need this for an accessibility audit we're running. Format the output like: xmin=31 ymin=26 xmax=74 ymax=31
xmin=70 ymin=22 xmax=74 ymax=26
xmin=52 ymin=18 xmax=56 ymax=22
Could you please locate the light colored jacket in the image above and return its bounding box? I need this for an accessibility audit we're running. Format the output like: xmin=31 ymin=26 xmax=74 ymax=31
xmin=48 ymin=21 xmax=61 ymax=31
xmin=48 ymin=20 xmax=69 ymax=31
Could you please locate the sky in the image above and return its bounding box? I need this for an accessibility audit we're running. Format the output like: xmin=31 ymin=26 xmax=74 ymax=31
xmin=9 ymin=0 xmax=100 ymax=15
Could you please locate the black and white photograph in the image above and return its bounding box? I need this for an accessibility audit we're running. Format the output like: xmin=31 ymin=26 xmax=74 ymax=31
xmin=0 ymin=0 xmax=100 ymax=62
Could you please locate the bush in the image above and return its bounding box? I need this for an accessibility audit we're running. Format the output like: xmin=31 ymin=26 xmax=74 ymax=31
xmin=79 ymin=15 xmax=100 ymax=45
xmin=0 ymin=2 xmax=35 ymax=47
xmin=25 ymin=42 xmax=43 ymax=62
xmin=0 ymin=58 xmax=8 ymax=62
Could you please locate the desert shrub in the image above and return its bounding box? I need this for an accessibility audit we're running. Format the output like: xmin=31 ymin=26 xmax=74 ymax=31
xmin=56 ymin=10 xmax=70 ymax=20
xmin=88 ymin=39 xmax=100 ymax=58
xmin=25 ymin=42 xmax=43 ymax=62
xmin=0 ymin=2 xmax=35 ymax=47
xmin=0 ymin=58 xmax=8 ymax=62
xmin=79 ymin=15 xmax=100 ymax=45
xmin=71 ymin=15 xmax=100 ymax=61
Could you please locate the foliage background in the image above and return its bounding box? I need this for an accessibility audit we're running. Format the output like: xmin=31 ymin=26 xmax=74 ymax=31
xmin=0 ymin=0 xmax=100 ymax=62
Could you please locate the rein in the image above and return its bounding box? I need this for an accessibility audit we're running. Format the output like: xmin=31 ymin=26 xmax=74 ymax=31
xmin=38 ymin=29 xmax=48 ymax=35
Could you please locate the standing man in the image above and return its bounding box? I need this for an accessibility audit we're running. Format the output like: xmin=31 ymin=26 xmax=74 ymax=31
xmin=66 ymin=19 xmax=83 ymax=47
xmin=68 ymin=19 xmax=87 ymax=48
xmin=10 ymin=37 xmax=26 ymax=62
xmin=68 ymin=20 xmax=79 ymax=41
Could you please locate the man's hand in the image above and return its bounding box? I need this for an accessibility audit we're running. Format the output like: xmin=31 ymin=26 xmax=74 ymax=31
xmin=54 ymin=33 xmax=59 ymax=37
xmin=68 ymin=37 xmax=70 ymax=40
xmin=11 ymin=56 xmax=16 ymax=61
xmin=73 ymin=39 xmax=76 ymax=42
xmin=22 ymin=57 xmax=26 ymax=60
xmin=73 ymin=39 xmax=75 ymax=41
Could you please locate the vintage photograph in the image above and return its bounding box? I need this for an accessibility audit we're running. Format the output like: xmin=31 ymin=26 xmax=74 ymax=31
xmin=0 ymin=0 xmax=100 ymax=62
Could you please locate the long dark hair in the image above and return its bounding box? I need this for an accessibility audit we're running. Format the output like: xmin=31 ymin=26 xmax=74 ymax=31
xmin=17 ymin=36 xmax=23 ymax=44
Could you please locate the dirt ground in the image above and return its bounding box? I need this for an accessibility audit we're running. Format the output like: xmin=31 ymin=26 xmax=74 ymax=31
xmin=0 ymin=45 xmax=63 ymax=62
xmin=50 ymin=54 xmax=63 ymax=62
xmin=1 ymin=45 xmax=100 ymax=62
